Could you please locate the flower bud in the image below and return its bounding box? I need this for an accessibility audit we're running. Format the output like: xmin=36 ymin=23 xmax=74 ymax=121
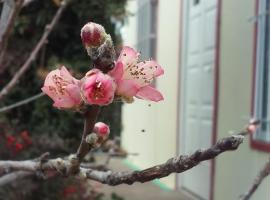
xmin=247 ymin=124 xmax=257 ymax=134
xmin=93 ymin=122 xmax=110 ymax=138
xmin=81 ymin=22 xmax=107 ymax=48
xmin=85 ymin=133 xmax=100 ymax=148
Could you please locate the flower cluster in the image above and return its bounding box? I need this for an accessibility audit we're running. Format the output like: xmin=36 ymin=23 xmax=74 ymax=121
xmin=42 ymin=22 xmax=164 ymax=109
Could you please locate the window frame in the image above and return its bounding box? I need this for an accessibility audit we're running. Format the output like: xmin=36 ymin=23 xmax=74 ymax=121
xmin=251 ymin=0 xmax=270 ymax=151
xmin=136 ymin=0 xmax=158 ymax=60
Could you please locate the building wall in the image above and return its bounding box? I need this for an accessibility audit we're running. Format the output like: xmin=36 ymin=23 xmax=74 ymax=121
xmin=215 ymin=0 xmax=270 ymax=199
xmin=121 ymin=0 xmax=181 ymax=189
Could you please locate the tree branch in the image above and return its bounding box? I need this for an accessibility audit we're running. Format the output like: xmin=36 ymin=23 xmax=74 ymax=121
xmin=80 ymin=135 xmax=244 ymax=185
xmin=240 ymin=158 xmax=270 ymax=200
xmin=76 ymin=106 xmax=100 ymax=161
xmin=0 ymin=171 xmax=33 ymax=187
xmin=0 ymin=0 xmax=24 ymax=65
xmin=0 ymin=134 xmax=245 ymax=187
xmin=0 ymin=0 xmax=71 ymax=100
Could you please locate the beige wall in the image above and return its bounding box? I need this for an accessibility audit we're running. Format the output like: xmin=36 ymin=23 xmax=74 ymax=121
xmin=121 ymin=0 xmax=270 ymax=198
xmin=121 ymin=0 xmax=181 ymax=189
xmin=215 ymin=0 xmax=270 ymax=199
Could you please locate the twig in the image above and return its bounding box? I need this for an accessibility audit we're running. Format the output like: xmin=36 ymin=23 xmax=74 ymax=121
xmin=0 ymin=134 xmax=245 ymax=186
xmin=240 ymin=158 xmax=270 ymax=200
xmin=0 ymin=171 xmax=33 ymax=187
xmin=0 ymin=92 xmax=44 ymax=113
xmin=22 ymin=0 xmax=38 ymax=7
xmin=76 ymin=106 xmax=100 ymax=161
xmin=0 ymin=0 xmax=24 ymax=65
xmin=0 ymin=0 xmax=70 ymax=100
xmin=80 ymin=135 xmax=244 ymax=185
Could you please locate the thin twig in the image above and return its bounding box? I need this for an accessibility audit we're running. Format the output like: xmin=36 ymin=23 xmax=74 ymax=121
xmin=0 ymin=0 xmax=71 ymax=100
xmin=240 ymin=158 xmax=270 ymax=200
xmin=76 ymin=106 xmax=100 ymax=161
xmin=0 ymin=92 xmax=44 ymax=113
xmin=0 ymin=0 xmax=24 ymax=65
xmin=0 ymin=134 xmax=245 ymax=186
xmin=80 ymin=135 xmax=244 ymax=185
xmin=0 ymin=171 xmax=33 ymax=187
xmin=22 ymin=0 xmax=38 ymax=7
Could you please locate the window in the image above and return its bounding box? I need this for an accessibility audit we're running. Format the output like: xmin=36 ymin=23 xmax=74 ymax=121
xmin=253 ymin=0 xmax=270 ymax=144
xmin=136 ymin=0 xmax=157 ymax=60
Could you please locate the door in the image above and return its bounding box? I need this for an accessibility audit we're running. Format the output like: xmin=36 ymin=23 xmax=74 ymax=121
xmin=179 ymin=0 xmax=218 ymax=199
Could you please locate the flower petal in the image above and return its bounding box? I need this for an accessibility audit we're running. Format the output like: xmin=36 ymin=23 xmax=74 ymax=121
xmin=117 ymin=46 xmax=140 ymax=67
xmin=137 ymin=60 xmax=164 ymax=77
xmin=65 ymin=84 xmax=82 ymax=105
xmin=116 ymin=79 xmax=140 ymax=97
xmin=41 ymin=86 xmax=58 ymax=101
xmin=108 ymin=61 xmax=124 ymax=81
xmin=60 ymin=66 xmax=75 ymax=82
xmin=53 ymin=98 xmax=76 ymax=108
xmin=136 ymin=85 xmax=164 ymax=102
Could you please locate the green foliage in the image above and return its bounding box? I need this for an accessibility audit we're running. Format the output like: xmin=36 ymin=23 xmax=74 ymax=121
xmin=1 ymin=0 xmax=126 ymax=139
xmin=0 ymin=0 xmax=127 ymax=199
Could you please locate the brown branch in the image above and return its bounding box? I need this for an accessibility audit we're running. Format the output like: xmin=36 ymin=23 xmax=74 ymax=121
xmin=76 ymin=106 xmax=100 ymax=161
xmin=0 ymin=134 xmax=244 ymax=187
xmin=81 ymin=135 xmax=244 ymax=185
xmin=240 ymin=158 xmax=270 ymax=200
xmin=0 ymin=171 xmax=33 ymax=187
xmin=0 ymin=0 xmax=24 ymax=65
xmin=22 ymin=0 xmax=38 ymax=7
xmin=0 ymin=0 xmax=71 ymax=100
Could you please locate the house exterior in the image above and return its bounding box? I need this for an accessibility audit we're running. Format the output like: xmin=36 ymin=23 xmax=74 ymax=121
xmin=120 ymin=0 xmax=270 ymax=199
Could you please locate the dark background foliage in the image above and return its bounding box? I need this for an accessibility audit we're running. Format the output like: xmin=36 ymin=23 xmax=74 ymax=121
xmin=0 ymin=0 xmax=127 ymax=199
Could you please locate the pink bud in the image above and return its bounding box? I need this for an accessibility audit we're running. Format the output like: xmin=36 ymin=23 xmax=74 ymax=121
xmin=93 ymin=122 xmax=110 ymax=137
xmin=81 ymin=22 xmax=106 ymax=47
xmin=247 ymin=124 xmax=257 ymax=134
xmin=81 ymin=69 xmax=116 ymax=106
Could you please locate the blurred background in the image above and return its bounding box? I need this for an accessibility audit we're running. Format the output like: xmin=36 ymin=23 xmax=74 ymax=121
xmin=1 ymin=0 xmax=270 ymax=200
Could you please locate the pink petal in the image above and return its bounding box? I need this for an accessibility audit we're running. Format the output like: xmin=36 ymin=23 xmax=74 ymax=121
xmin=44 ymin=69 xmax=61 ymax=86
xmin=41 ymin=86 xmax=57 ymax=101
xmin=137 ymin=60 xmax=164 ymax=77
xmin=109 ymin=61 xmax=124 ymax=81
xmin=136 ymin=85 xmax=164 ymax=102
xmin=116 ymin=79 xmax=140 ymax=97
xmin=60 ymin=66 xmax=75 ymax=82
xmin=53 ymin=98 xmax=76 ymax=108
xmin=65 ymin=84 xmax=82 ymax=105
xmin=117 ymin=46 xmax=140 ymax=67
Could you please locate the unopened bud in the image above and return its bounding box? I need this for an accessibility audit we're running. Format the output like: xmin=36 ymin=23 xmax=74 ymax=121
xmin=81 ymin=22 xmax=107 ymax=48
xmin=85 ymin=133 xmax=99 ymax=145
xmin=93 ymin=122 xmax=110 ymax=138
xmin=247 ymin=124 xmax=257 ymax=134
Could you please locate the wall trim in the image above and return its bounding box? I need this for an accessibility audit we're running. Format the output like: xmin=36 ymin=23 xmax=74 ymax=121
xmin=210 ymin=0 xmax=222 ymax=200
xmin=249 ymin=0 xmax=270 ymax=152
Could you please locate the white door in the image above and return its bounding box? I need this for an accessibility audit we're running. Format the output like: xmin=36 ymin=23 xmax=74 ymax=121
xmin=179 ymin=0 xmax=218 ymax=199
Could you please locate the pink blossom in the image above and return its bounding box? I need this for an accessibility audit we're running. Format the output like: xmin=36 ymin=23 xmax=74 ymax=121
xmin=41 ymin=66 xmax=82 ymax=109
xmin=247 ymin=124 xmax=257 ymax=134
xmin=81 ymin=22 xmax=106 ymax=47
xmin=81 ymin=69 xmax=116 ymax=106
xmin=93 ymin=122 xmax=110 ymax=137
xmin=109 ymin=46 xmax=164 ymax=102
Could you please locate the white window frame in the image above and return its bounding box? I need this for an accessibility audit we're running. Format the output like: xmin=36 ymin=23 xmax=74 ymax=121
xmin=136 ymin=0 xmax=157 ymax=60
xmin=254 ymin=0 xmax=270 ymax=142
